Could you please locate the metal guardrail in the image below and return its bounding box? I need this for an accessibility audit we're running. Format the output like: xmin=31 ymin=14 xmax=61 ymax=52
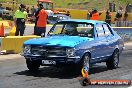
xmin=115 ymin=21 xmax=132 ymax=27
xmin=113 ymin=27 xmax=132 ymax=42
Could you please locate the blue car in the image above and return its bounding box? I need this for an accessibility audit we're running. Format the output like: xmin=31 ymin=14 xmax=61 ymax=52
xmin=22 ymin=19 xmax=124 ymax=72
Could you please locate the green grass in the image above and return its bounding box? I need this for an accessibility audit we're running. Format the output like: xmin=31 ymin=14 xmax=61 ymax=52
xmin=52 ymin=0 xmax=132 ymax=10
xmin=0 ymin=0 xmax=132 ymax=10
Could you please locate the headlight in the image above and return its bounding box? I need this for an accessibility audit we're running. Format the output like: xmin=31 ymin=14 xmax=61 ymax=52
xmin=66 ymin=48 xmax=75 ymax=57
xmin=23 ymin=45 xmax=31 ymax=54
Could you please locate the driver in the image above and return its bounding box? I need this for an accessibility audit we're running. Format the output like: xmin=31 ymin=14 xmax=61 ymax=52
xmin=65 ymin=24 xmax=78 ymax=36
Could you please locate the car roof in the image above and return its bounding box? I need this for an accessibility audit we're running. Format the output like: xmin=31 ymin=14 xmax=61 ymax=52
xmin=52 ymin=14 xmax=68 ymax=16
xmin=60 ymin=19 xmax=105 ymax=24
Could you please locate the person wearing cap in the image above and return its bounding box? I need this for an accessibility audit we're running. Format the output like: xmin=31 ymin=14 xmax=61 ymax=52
xmin=34 ymin=3 xmax=48 ymax=37
xmin=14 ymin=4 xmax=27 ymax=36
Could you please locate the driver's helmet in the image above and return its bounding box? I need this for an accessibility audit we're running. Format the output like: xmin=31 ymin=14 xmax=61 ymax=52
xmin=66 ymin=24 xmax=78 ymax=32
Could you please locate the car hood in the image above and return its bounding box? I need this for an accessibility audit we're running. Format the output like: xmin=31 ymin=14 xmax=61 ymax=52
xmin=24 ymin=36 xmax=93 ymax=47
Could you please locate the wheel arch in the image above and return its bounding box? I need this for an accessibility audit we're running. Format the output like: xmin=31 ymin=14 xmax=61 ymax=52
xmin=81 ymin=51 xmax=91 ymax=60
xmin=114 ymin=45 xmax=120 ymax=53
xmin=114 ymin=48 xmax=119 ymax=52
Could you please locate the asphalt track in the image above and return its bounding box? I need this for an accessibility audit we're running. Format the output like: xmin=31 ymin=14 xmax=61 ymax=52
xmin=0 ymin=42 xmax=132 ymax=88
xmin=1 ymin=25 xmax=132 ymax=88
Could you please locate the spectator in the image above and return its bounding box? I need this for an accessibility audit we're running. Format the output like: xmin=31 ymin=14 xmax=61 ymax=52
xmin=26 ymin=7 xmax=30 ymax=14
xmin=123 ymin=11 xmax=128 ymax=21
xmin=115 ymin=10 xmax=122 ymax=21
xmin=87 ymin=10 xmax=92 ymax=20
xmin=31 ymin=6 xmax=36 ymax=16
xmin=65 ymin=11 xmax=71 ymax=17
xmin=119 ymin=6 xmax=123 ymax=11
xmin=109 ymin=1 xmax=116 ymax=12
xmin=14 ymin=4 xmax=27 ymax=36
xmin=115 ymin=10 xmax=122 ymax=27
xmin=34 ymin=4 xmax=48 ymax=37
xmin=123 ymin=11 xmax=129 ymax=27
xmin=0 ymin=3 xmax=4 ymax=9
xmin=126 ymin=3 xmax=132 ymax=12
xmin=90 ymin=9 xmax=100 ymax=20
xmin=105 ymin=10 xmax=111 ymax=25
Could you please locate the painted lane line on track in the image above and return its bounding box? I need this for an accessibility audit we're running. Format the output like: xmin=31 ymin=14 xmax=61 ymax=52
xmin=25 ymin=24 xmax=53 ymax=26
xmin=0 ymin=54 xmax=23 ymax=61
xmin=128 ymin=86 xmax=132 ymax=88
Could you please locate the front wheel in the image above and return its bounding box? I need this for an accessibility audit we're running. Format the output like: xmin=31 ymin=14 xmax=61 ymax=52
xmin=76 ymin=53 xmax=90 ymax=74
xmin=106 ymin=50 xmax=119 ymax=69
xmin=26 ymin=60 xmax=40 ymax=71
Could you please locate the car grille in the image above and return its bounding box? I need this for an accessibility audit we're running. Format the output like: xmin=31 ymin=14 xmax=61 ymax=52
xmin=31 ymin=46 xmax=66 ymax=57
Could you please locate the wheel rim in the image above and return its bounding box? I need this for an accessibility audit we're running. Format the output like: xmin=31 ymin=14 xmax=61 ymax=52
xmin=83 ymin=55 xmax=90 ymax=68
xmin=113 ymin=52 xmax=119 ymax=67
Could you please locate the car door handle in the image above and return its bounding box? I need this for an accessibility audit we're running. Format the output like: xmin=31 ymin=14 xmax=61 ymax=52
xmin=92 ymin=46 xmax=96 ymax=48
xmin=91 ymin=46 xmax=96 ymax=50
xmin=106 ymin=40 xmax=109 ymax=42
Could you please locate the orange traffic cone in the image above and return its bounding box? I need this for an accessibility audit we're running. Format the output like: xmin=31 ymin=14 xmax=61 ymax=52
xmin=0 ymin=23 xmax=5 ymax=37
xmin=81 ymin=67 xmax=89 ymax=78
xmin=81 ymin=67 xmax=90 ymax=86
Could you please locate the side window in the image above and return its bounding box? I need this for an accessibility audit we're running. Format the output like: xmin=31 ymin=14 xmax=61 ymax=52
xmin=49 ymin=24 xmax=64 ymax=34
xmin=103 ymin=24 xmax=112 ymax=36
xmin=96 ymin=24 xmax=105 ymax=37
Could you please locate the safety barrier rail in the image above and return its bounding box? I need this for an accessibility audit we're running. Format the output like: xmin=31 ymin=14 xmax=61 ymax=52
xmin=113 ymin=27 xmax=132 ymax=42
xmin=115 ymin=21 xmax=132 ymax=27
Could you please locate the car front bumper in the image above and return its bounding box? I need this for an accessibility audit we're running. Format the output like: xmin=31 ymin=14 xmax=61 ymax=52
xmin=21 ymin=53 xmax=81 ymax=66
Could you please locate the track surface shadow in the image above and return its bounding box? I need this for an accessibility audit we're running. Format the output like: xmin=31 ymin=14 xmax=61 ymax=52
xmin=14 ymin=64 xmax=110 ymax=79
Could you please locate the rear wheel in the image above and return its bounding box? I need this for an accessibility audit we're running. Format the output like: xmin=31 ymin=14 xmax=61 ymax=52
xmin=26 ymin=60 xmax=40 ymax=71
xmin=106 ymin=50 xmax=119 ymax=69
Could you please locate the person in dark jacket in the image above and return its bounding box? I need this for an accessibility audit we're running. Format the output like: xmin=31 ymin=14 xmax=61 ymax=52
xmin=123 ymin=11 xmax=128 ymax=21
xmin=114 ymin=10 xmax=122 ymax=27
xmin=65 ymin=11 xmax=71 ymax=17
xmin=115 ymin=10 xmax=122 ymax=21
xmin=105 ymin=10 xmax=111 ymax=25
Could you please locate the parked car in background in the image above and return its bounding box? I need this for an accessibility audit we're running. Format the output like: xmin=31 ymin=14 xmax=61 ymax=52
xmin=47 ymin=14 xmax=70 ymax=24
xmin=0 ymin=8 xmax=13 ymax=20
xmin=22 ymin=19 xmax=124 ymax=73
xmin=0 ymin=8 xmax=6 ymax=17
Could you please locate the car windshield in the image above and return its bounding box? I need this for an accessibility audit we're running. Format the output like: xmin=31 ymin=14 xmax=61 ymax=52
xmin=49 ymin=22 xmax=94 ymax=37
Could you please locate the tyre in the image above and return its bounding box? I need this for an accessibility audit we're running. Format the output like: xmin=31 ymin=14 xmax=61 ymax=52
xmin=106 ymin=50 xmax=119 ymax=69
xmin=76 ymin=53 xmax=90 ymax=74
xmin=26 ymin=60 xmax=40 ymax=71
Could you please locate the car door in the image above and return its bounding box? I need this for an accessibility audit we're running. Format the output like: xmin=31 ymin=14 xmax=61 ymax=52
xmin=103 ymin=24 xmax=115 ymax=56
xmin=94 ymin=23 xmax=108 ymax=60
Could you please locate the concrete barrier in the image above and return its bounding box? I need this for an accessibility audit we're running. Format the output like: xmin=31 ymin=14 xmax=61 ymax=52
xmin=0 ymin=36 xmax=40 ymax=53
